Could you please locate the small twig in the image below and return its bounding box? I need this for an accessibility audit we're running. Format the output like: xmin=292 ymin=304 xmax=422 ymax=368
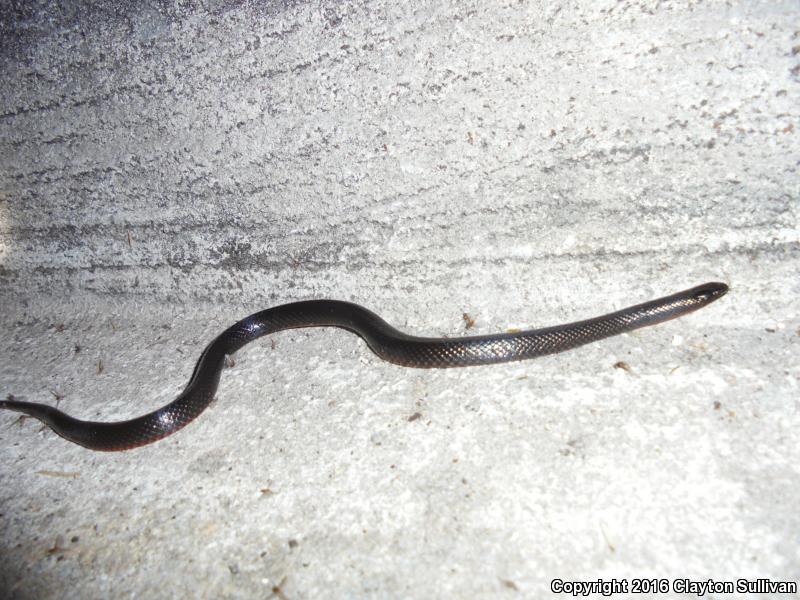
xmin=49 ymin=390 xmax=65 ymax=408
xmin=613 ymin=361 xmax=632 ymax=373
xmin=270 ymin=576 xmax=289 ymax=600
xmin=462 ymin=313 xmax=476 ymax=330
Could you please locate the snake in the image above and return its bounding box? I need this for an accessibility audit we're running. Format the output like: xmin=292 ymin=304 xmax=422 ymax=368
xmin=0 ymin=282 xmax=727 ymax=451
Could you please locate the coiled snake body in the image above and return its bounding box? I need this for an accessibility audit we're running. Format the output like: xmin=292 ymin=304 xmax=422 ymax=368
xmin=0 ymin=282 xmax=727 ymax=451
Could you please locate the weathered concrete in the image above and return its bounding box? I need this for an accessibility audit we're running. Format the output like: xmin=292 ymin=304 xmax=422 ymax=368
xmin=1 ymin=1 xmax=798 ymax=598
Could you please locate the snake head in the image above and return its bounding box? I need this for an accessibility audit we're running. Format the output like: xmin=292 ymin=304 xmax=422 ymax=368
xmin=692 ymin=282 xmax=729 ymax=304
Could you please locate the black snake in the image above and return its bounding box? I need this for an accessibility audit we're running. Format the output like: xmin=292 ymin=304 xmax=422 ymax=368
xmin=0 ymin=282 xmax=727 ymax=451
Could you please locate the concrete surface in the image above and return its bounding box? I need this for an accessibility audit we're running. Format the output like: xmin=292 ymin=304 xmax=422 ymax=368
xmin=1 ymin=1 xmax=798 ymax=598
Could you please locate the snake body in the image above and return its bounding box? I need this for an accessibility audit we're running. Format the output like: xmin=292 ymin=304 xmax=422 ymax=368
xmin=0 ymin=282 xmax=727 ymax=451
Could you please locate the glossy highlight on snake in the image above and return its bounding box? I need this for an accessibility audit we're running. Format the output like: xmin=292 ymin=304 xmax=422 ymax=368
xmin=0 ymin=282 xmax=727 ymax=451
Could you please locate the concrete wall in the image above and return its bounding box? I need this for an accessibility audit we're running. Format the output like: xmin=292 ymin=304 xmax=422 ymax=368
xmin=1 ymin=1 xmax=798 ymax=598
